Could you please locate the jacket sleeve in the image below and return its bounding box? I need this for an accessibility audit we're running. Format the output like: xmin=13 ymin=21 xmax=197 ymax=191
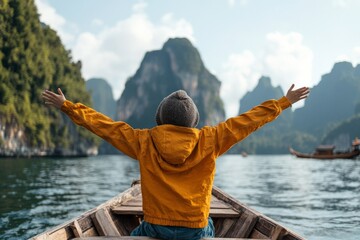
xmin=214 ymin=96 xmax=291 ymax=156
xmin=61 ymin=100 xmax=140 ymax=159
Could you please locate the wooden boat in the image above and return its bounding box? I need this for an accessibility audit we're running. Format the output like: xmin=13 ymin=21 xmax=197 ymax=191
xmin=31 ymin=182 xmax=305 ymax=240
xmin=289 ymin=145 xmax=360 ymax=159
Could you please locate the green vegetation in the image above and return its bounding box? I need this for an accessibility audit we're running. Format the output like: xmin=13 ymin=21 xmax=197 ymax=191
xmin=0 ymin=0 xmax=98 ymax=152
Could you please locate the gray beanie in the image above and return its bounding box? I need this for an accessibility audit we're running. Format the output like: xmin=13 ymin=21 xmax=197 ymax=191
xmin=156 ymin=90 xmax=199 ymax=128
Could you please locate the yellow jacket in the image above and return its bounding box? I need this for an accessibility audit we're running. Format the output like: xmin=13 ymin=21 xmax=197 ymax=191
xmin=61 ymin=96 xmax=291 ymax=228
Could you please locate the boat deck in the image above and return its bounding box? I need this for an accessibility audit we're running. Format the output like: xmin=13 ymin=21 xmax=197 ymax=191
xmin=74 ymin=237 xmax=264 ymax=240
xmin=31 ymin=185 xmax=304 ymax=240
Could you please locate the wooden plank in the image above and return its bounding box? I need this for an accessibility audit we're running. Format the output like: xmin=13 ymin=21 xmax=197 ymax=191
xmin=73 ymin=237 xmax=157 ymax=240
xmin=47 ymin=226 xmax=75 ymax=240
xmin=31 ymin=185 xmax=142 ymax=240
xmin=121 ymin=199 xmax=142 ymax=207
xmin=113 ymin=214 xmax=141 ymax=236
xmin=281 ymin=232 xmax=304 ymax=240
xmin=112 ymin=206 xmax=239 ymax=217
xmin=121 ymin=196 xmax=230 ymax=209
xmin=210 ymin=208 xmax=240 ymax=217
xmin=112 ymin=206 xmax=143 ymax=215
xmin=91 ymin=208 xmax=121 ymax=236
xmin=249 ymin=228 xmax=270 ymax=239
xmin=255 ymin=217 xmax=275 ymax=236
xmin=214 ymin=218 xmax=237 ymax=237
xmin=211 ymin=201 xmax=232 ymax=209
xmin=212 ymin=186 xmax=252 ymax=215
xmin=70 ymin=220 xmax=84 ymax=237
xmin=81 ymin=228 xmax=98 ymax=237
xmin=227 ymin=210 xmax=258 ymax=238
xmin=77 ymin=216 xmax=95 ymax=232
xmin=73 ymin=237 xmax=268 ymax=240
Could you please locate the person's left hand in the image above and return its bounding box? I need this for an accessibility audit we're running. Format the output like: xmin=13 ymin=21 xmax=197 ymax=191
xmin=285 ymin=84 xmax=310 ymax=104
xmin=42 ymin=88 xmax=66 ymax=109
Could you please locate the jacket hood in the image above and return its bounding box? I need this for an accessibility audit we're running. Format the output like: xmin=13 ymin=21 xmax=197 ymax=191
xmin=150 ymin=125 xmax=201 ymax=170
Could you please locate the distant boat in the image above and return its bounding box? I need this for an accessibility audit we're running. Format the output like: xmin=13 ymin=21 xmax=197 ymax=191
xmin=31 ymin=183 xmax=305 ymax=240
xmin=290 ymin=139 xmax=360 ymax=159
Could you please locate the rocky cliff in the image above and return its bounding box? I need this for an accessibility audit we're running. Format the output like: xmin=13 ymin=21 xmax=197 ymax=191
xmin=117 ymin=38 xmax=225 ymax=128
xmin=86 ymin=78 xmax=116 ymax=119
xmin=293 ymin=61 xmax=360 ymax=136
xmin=86 ymin=78 xmax=118 ymax=154
xmin=0 ymin=0 xmax=98 ymax=157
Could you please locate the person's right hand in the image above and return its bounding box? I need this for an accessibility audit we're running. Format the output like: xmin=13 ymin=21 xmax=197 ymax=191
xmin=42 ymin=88 xmax=66 ymax=109
xmin=285 ymin=84 xmax=310 ymax=104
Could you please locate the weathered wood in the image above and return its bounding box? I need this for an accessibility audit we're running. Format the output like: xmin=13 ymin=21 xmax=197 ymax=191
xmin=113 ymin=215 xmax=141 ymax=236
xmin=77 ymin=216 xmax=95 ymax=232
xmin=31 ymin=185 xmax=142 ymax=240
xmin=73 ymin=237 xmax=268 ymax=240
xmin=212 ymin=186 xmax=256 ymax=215
xmin=249 ymin=228 xmax=269 ymax=239
xmin=81 ymin=228 xmax=98 ymax=237
xmin=122 ymin=196 xmax=233 ymax=209
xmin=227 ymin=210 xmax=258 ymax=238
xmin=31 ymin=184 xmax=304 ymax=240
xmin=211 ymin=201 xmax=233 ymax=209
xmin=112 ymin=206 xmax=240 ymax=217
xmin=214 ymin=218 xmax=237 ymax=237
xmin=47 ymin=226 xmax=75 ymax=240
xmin=91 ymin=208 xmax=121 ymax=236
xmin=71 ymin=220 xmax=84 ymax=237
xmin=210 ymin=208 xmax=241 ymax=217
xmin=112 ymin=206 xmax=143 ymax=215
xmin=254 ymin=216 xmax=277 ymax=237
xmin=282 ymin=233 xmax=303 ymax=240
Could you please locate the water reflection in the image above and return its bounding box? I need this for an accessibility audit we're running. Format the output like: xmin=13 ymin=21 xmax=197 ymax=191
xmin=1 ymin=155 xmax=360 ymax=240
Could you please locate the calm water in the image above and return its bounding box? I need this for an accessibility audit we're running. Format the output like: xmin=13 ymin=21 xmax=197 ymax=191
xmin=1 ymin=155 xmax=359 ymax=240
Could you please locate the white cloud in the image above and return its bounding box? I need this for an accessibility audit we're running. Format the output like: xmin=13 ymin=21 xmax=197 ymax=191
xmin=37 ymin=0 xmax=195 ymax=100
xmin=72 ymin=4 xmax=195 ymax=99
xmin=219 ymin=32 xmax=314 ymax=116
xmin=332 ymin=0 xmax=351 ymax=8
xmin=228 ymin=0 xmax=248 ymax=7
xmin=219 ymin=50 xmax=261 ymax=117
xmin=35 ymin=0 xmax=75 ymax=44
xmin=354 ymin=47 xmax=360 ymax=64
xmin=336 ymin=46 xmax=360 ymax=66
xmin=262 ymin=32 xmax=314 ymax=104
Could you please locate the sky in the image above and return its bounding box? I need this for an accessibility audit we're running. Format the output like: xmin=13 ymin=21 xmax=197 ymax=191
xmin=35 ymin=0 xmax=360 ymax=117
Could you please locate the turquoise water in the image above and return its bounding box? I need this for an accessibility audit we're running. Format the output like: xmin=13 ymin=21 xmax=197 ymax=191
xmin=1 ymin=155 xmax=359 ymax=240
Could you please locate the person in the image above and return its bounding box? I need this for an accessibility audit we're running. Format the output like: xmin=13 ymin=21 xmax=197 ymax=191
xmin=42 ymin=84 xmax=309 ymax=240
xmin=352 ymin=137 xmax=360 ymax=150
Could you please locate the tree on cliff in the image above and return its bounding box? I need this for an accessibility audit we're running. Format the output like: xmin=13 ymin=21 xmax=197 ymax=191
xmin=0 ymin=0 xmax=98 ymax=155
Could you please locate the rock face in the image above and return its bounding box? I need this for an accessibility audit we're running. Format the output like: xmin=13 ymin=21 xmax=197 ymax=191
xmin=0 ymin=0 xmax=98 ymax=157
xmin=239 ymin=76 xmax=284 ymax=113
xmin=293 ymin=61 xmax=360 ymax=136
xmin=86 ymin=78 xmax=118 ymax=154
xmin=86 ymin=78 xmax=116 ymax=119
xmin=117 ymin=38 xmax=225 ymax=128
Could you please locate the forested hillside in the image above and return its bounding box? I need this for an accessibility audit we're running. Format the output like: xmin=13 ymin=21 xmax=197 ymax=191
xmin=0 ymin=0 xmax=98 ymax=156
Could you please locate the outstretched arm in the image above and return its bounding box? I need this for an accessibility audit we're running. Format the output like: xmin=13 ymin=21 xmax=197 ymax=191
xmin=214 ymin=84 xmax=310 ymax=156
xmin=41 ymin=88 xmax=140 ymax=159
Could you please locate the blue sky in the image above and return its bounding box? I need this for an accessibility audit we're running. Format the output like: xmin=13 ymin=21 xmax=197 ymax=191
xmin=35 ymin=0 xmax=360 ymax=117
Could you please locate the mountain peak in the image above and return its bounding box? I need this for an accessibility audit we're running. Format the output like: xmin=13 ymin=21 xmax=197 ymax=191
xmin=162 ymin=38 xmax=203 ymax=74
xmin=331 ymin=61 xmax=354 ymax=74
xmin=117 ymin=38 xmax=225 ymax=128
xmin=257 ymin=76 xmax=272 ymax=88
